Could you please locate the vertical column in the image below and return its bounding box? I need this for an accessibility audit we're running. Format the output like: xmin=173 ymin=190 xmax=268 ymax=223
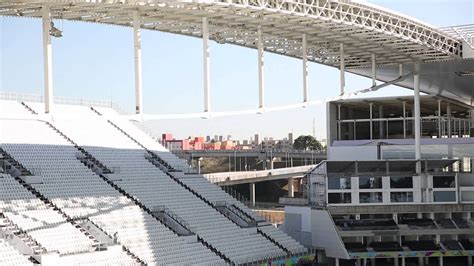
xmin=414 ymin=62 xmax=422 ymax=174
xmin=447 ymin=103 xmax=452 ymax=138
xmin=340 ymin=43 xmax=345 ymax=95
xmin=379 ymin=105 xmax=384 ymax=139
xmin=258 ymin=25 xmax=265 ymax=111
xmin=470 ymin=106 xmax=473 ymax=137
xmin=250 ymin=182 xmax=256 ymax=207
xmin=399 ymin=64 xmax=403 ymax=77
xmin=369 ymin=102 xmax=373 ymax=140
xmin=42 ymin=6 xmax=53 ymax=114
xmin=288 ymin=177 xmax=294 ymax=197
xmin=371 ymin=53 xmax=376 ymax=87
xmin=438 ymin=99 xmax=442 ymax=138
xmin=133 ymin=12 xmax=143 ymax=115
xmin=202 ymin=17 xmax=211 ymax=113
xmin=337 ymin=104 xmax=342 ymax=140
xmin=302 ymin=33 xmax=308 ymax=105
xmin=402 ymin=101 xmax=407 ymax=139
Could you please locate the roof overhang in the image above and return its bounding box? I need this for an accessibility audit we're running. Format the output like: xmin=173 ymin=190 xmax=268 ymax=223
xmin=0 ymin=0 xmax=462 ymax=69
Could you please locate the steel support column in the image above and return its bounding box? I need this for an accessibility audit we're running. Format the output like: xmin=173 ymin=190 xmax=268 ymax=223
xmin=133 ymin=12 xmax=143 ymax=114
xmin=258 ymin=25 xmax=265 ymax=111
xmin=403 ymin=101 xmax=407 ymax=138
xmin=202 ymin=17 xmax=211 ymax=113
xmin=369 ymin=102 xmax=373 ymax=140
xmin=414 ymin=62 xmax=422 ymax=174
xmin=302 ymin=33 xmax=308 ymax=105
xmin=340 ymin=43 xmax=345 ymax=95
xmin=371 ymin=53 xmax=376 ymax=87
xmin=250 ymin=182 xmax=256 ymax=207
xmin=447 ymin=103 xmax=452 ymax=138
xmin=288 ymin=177 xmax=294 ymax=197
xmin=42 ymin=6 xmax=53 ymax=114
xmin=438 ymin=99 xmax=442 ymax=137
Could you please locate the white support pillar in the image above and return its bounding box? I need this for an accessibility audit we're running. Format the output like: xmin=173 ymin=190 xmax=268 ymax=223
xmin=371 ymin=53 xmax=376 ymax=87
xmin=339 ymin=43 xmax=345 ymax=95
xmin=42 ymin=6 xmax=53 ymax=114
xmin=438 ymin=99 xmax=442 ymax=138
xmin=250 ymin=182 xmax=256 ymax=207
xmin=337 ymin=104 xmax=342 ymax=140
xmin=133 ymin=12 xmax=143 ymax=115
xmin=258 ymin=25 xmax=265 ymax=111
xmin=447 ymin=103 xmax=452 ymax=138
xmin=369 ymin=102 xmax=373 ymax=140
xmin=402 ymin=101 xmax=407 ymax=139
xmin=288 ymin=177 xmax=294 ymax=197
xmin=202 ymin=17 xmax=211 ymax=113
xmin=302 ymin=33 xmax=308 ymax=105
xmin=399 ymin=64 xmax=403 ymax=77
xmin=414 ymin=62 xmax=422 ymax=174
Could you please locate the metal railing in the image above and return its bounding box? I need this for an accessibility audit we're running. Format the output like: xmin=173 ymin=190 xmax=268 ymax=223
xmin=0 ymin=91 xmax=127 ymax=114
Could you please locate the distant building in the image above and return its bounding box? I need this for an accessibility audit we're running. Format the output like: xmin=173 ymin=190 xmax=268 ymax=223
xmin=254 ymin=134 xmax=260 ymax=146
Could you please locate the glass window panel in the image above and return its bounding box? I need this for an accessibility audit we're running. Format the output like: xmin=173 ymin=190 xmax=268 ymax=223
xmin=433 ymin=176 xmax=455 ymax=188
xmin=390 ymin=192 xmax=413 ymax=202
xmin=359 ymin=176 xmax=383 ymax=189
xmin=359 ymin=192 xmax=383 ymax=203
xmin=390 ymin=176 xmax=413 ymax=188
xmin=328 ymin=177 xmax=351 ymax=190
xmin=328 ymin=193 xmax=352 ymax=204
xmin=433 ymin=191 xmax=456 ymax=202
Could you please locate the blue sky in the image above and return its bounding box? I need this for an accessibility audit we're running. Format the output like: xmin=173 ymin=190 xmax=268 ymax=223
xmin=1 ymin=0 xmax=473 ymax=140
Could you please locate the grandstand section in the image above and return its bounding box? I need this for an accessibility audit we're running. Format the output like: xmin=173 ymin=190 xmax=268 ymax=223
xmin=0 ymin=98 xmax=310 ymax=265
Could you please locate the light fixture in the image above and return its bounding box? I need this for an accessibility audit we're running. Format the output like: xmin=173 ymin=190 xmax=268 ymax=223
xmin=49 ymin=22 xmax=63 ymax=38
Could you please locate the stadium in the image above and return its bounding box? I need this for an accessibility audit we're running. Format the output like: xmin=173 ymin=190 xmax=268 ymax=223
xmin=0 ymin=0 xmax=473 ymax=265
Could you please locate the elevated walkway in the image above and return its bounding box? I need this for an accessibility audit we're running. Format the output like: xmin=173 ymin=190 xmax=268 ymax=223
xmin=203 ymin=165 xmax=315 ymax=186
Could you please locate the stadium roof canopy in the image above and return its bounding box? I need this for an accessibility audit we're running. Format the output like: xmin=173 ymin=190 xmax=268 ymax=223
xmin=1 ymin=0 xmax=473 ymax=105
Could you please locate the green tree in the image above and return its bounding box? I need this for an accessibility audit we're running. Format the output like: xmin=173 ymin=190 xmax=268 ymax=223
xmin=293 ymin=135 xmax=323 ymax=151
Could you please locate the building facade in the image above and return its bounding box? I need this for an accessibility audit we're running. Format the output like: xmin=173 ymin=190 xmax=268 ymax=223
xmin=284 ymin=96 xmax=474 ymax=266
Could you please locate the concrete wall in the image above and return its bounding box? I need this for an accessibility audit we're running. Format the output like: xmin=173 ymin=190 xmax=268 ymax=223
xmin=328 ymin=146 xmax=378 ymax=160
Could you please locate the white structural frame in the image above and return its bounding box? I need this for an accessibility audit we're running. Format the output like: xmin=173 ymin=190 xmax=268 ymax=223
xmin=0 ymin=0 xmax=465 ymax=118
xmin=42 ymin=5 xmax=53 ymax=114
xmin=371 ymin=54 xmax=376 ymax=87
xmin=339 ymin=43 xmax=345 ymax=96
xmin=1 ymin=0 xmax=460 ymax=68
xmin=257 ymin=24 xmax=264 ymax=111
xmin=414 ymin=62 xmax=421 ymax=173
xmin=202 ymin=16 xmax=211 ymax=113
xmin=134 ymin=11 xmax=143 ymax=115
xmin=302 ymin=33 xmax=308 ymax=105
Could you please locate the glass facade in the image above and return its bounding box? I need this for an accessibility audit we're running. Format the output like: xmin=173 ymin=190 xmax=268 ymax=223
xmin=359 ymin=192 xmax=383 ymax=203
xmin=390 ymin=192 xmax=414 ymax=202
xmin=390 ymin=176 xmax=413 ymax=188
xmin=433 ymin=176 xmax=455 ymax=188
xmin=359 ymin=176 xmax=383 ymax=189
xmin=328 ymin=193 xmax=352 ymax=204
xmin=328 ymin=177 xmax=351 ymax=190
xmin=433 ymin=191 xmax=456 ymax=202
